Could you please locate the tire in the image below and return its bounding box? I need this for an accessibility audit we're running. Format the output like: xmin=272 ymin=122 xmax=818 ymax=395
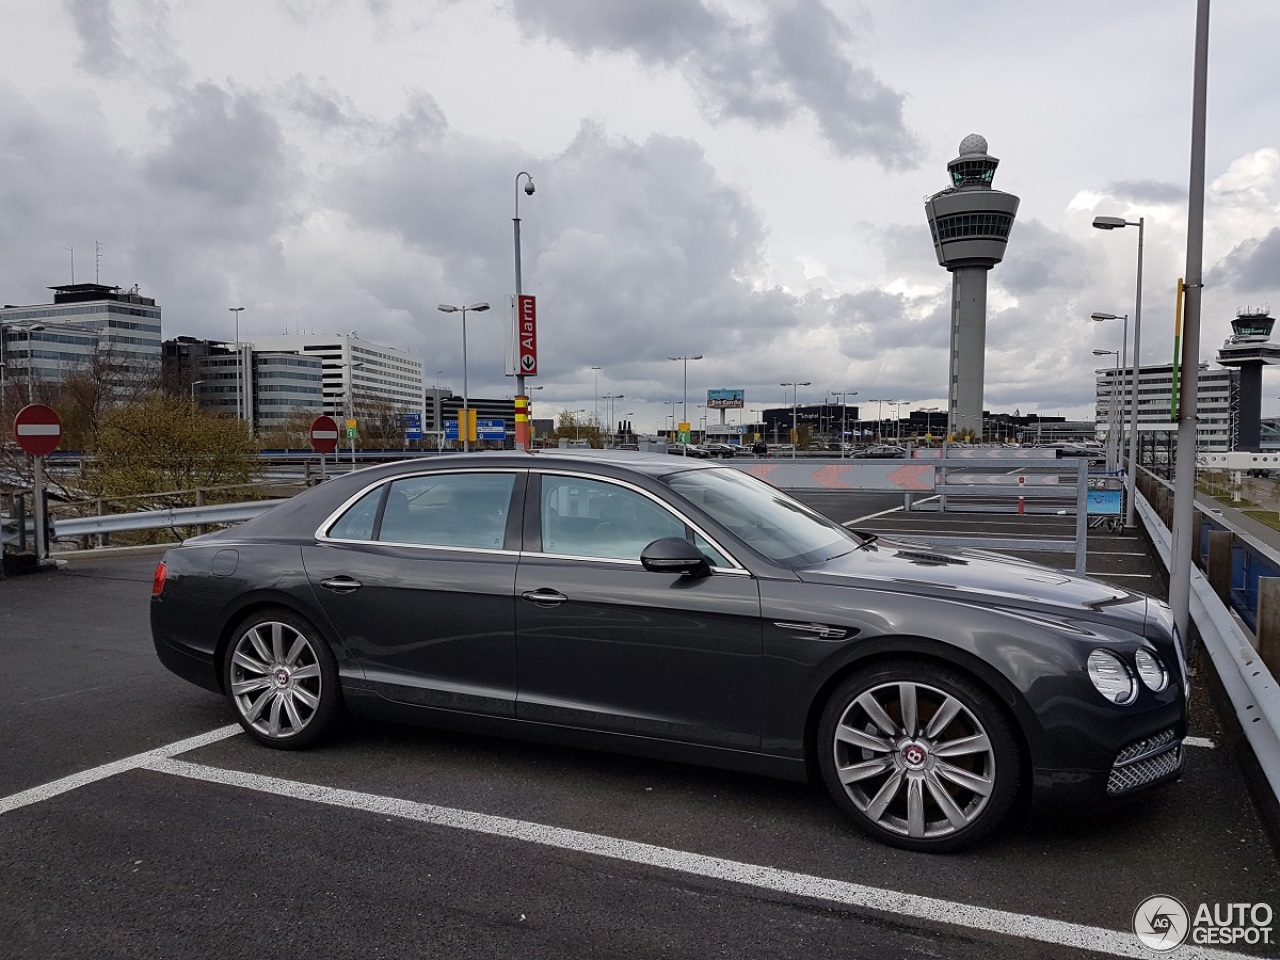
xmin=817 ymin=659 xmax=1021 ymax=853
xmin=223 ymin=608 xmax=342 ymax=749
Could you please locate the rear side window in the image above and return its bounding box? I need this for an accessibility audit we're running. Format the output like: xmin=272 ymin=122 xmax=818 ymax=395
xmin=378 ymin=472 xmax=516 ymax=549
xmin=326 ymin=487 xmax=384 ymax=541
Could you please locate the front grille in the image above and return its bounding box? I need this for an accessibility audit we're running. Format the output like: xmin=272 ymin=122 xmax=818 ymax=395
xmin=1108 ymin=728 xmax=1183 ymax=795
xmin=1114 ymin=727 xmax=1178 ymax=764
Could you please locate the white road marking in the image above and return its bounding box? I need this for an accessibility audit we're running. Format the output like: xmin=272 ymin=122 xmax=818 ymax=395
xmin=144 ymin=757 xmax=1242 ymax=960
xmin=1185 ymin=736 xmax=1216 ymax=749
xmin=0 ymin=724 xmax=241 ymax=815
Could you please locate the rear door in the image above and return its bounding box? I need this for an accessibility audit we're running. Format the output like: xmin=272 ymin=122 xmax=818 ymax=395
xmin=303 ymin=469 xmax=523 ymax=717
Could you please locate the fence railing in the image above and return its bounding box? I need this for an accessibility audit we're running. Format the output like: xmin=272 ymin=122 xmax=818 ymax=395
xmin=1136 ymin=469 xmax=1280 ymax=805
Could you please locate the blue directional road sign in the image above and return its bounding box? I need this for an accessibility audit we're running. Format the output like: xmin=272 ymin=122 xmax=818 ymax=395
xmin=401 ymin=412 xmax=423 ymax=440
xmin=478 ymin=419 xmax=506 ymax=440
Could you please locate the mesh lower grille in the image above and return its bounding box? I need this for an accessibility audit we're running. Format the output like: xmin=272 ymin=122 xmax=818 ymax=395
xmin=1114 ymin=727 xmax=1178 ymax=764
xmin=1108 ymin=730 xmax=1182 ymax=795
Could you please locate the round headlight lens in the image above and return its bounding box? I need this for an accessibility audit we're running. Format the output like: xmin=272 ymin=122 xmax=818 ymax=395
xmin=1134 ymin=649 xmax=1168 ymax=692
xmin=1087 ymin=649 xmax=1137 ymax=705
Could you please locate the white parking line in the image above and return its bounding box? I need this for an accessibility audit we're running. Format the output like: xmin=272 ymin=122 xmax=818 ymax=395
xmin=144 ymin=757 xmax=1241 ymax=960
xmin=0 ymin=724 xmax=242 ymax=815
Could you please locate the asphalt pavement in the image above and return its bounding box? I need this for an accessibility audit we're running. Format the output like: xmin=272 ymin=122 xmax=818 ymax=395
xmin=2 ymin=505 xmax=1278 ymax=959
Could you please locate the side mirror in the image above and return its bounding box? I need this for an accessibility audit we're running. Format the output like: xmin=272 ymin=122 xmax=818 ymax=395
xmin=640 ymin=537 xmax=712 ymax=578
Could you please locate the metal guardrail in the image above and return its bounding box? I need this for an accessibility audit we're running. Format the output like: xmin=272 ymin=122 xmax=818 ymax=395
xmin=1136 ymin=492 xmax=1280 ymax=804
xmin=52 ymin=500 xmax=282 ymax=537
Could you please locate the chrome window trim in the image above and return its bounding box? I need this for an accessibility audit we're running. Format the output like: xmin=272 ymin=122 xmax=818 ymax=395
xmin=314 ymin=468 xmax=521 ymax=547
xmin=518 ymin=548 xmax=750 ymax=576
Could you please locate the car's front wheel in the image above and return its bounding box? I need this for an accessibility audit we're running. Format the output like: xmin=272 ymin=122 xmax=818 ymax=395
xmin=817 ymin=659 xmax=1021 ymax=852
xmin=223 ymin=608 xmax=342 ymax=749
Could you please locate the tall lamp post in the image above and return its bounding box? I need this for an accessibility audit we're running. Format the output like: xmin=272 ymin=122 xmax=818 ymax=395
xmin=602 ymin=393 xmax=624 ymax=446
xmin=513 ymin=171 xmax=535 ymax=449
xmin=830 ymin=389 xmax=858 ymax=457
xmin=228 ymin=307 xmax=245 ymax=421
xmin=1094 ymin=214 xmax=1145 ymax=530
xmin=780 ymin=381 xmax=811 ymax=458
xmin=1093 ymin=349 xmax=1121 ymax=472
xmin=590 ymin=366 xmax=602 ymax=430
xmin=667 ymin=354 xmax=703 ymax=427
xmin=438 ymin=302 xmax=490 ymax=453
xmin=341 ymin=361 xmax=365 ymax=469
xmin=1091 ymin=311 xmax=1129 ymax=469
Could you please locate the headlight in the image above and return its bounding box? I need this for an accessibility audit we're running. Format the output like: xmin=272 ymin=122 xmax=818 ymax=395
xmin=1087 ymin=649 xmax=1137 ymax=705
xmin=1134 ymin=649 xmax=1168 ymax=693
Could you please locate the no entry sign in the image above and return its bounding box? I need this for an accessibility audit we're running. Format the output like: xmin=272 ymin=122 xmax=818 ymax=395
xmin=310 ymin=415 xmax=339 ymax=454
xmin=13 ymin=404 xmax=62 ymax=457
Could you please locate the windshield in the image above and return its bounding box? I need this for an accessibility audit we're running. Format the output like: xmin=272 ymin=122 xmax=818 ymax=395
xmin=664 ymin=467 xmax=860 ymax=565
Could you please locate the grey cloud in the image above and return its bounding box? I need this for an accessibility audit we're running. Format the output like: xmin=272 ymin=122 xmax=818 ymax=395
xmin=1107 ymin=179 xmax=1186 ymax=206
xmin=1207 ymin=228 xmax=1280 ymax=294
xmin=144 ymin=83 xmax=291 ymax=212
xmin=510 ymin=0 xmax=920 ymax=169
xmin=64 ymin=0 xmax=131 ymax=77
xmin=996 ymin=219 xmax=1090 ymax=296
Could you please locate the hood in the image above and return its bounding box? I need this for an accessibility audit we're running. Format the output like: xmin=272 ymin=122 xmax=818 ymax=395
xmin=796 ymin=536 xmax=1148 ymax=631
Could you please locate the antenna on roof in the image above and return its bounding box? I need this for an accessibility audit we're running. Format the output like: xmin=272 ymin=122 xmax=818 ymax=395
xmin=65 ymin=244 xmax=74 ymax=284
xmin=95 ymin=241 xmax=102 ymax=284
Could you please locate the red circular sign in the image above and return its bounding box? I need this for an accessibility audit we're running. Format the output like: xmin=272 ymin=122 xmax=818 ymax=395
xmin=309 ymin=415 xmax=340 ymax=454
xmin=13 ymin=404 xmax=62 ymax=457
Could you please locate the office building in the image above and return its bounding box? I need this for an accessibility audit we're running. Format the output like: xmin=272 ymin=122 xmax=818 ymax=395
xmin=0 ymin=283 xmax=162 ymax=398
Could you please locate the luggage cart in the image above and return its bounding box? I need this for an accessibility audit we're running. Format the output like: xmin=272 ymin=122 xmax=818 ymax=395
xmin=1086 ymin=475 xmax=1125 ymax=532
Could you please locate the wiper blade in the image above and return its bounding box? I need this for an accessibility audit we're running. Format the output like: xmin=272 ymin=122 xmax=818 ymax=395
xmin=853 ymin=531 xmax=879 ymax=551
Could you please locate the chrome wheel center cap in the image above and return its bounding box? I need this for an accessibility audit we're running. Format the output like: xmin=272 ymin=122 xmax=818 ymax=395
xmin=273 ymin=667 xmax=291 ymax=688
xmin=901 ymin=741 xmax=929 ymax=769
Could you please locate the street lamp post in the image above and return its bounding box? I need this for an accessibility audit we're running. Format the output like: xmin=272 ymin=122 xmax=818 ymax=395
xmin=668 ymin=355 xmax=703 ymax=453
xmin=438 ymin=302 xmax=490 ymax=453
xmin=341 ymin=361 xmax=365 ymax=469
xmin=780 ymin=381 xmax=811 ymax=458
xmin=602 ymin=393 xmax=624 ymax=446
xmin=1091 ymin=311 xmax=1129 ymax=470
xmin=889 ymin=400 xmax=909 ymax=442
xmin=1093 ymin=349 xmax=1121 ymax=472
xmin=513 ymin=171 xmax=535 ymax=449
xmin=1094 ymin=215 xmax=1145 ymax=530
xmin=190 ymin=380 xmax=204 ymax=403
xmin=229 ymin=307 xmax=245 ymax=421
xmin=830 ymin=389 xmax=858 ymax=457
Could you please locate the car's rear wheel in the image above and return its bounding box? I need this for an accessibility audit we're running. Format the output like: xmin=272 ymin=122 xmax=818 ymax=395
xmin=224 ymin=608 xmax=341 ymax=749
xmin=817 ymin=659 xmax=1021 ymax=852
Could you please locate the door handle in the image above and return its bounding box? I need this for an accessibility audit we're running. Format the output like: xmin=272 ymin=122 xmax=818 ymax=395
xmin=320 ymin=576 xmax=363 ymax=594
xmin=522 ymin=589 xmax=568 ymax=607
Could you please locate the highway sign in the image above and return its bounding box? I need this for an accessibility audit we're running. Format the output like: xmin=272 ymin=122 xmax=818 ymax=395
xmin=309 ymin=415 xmax=339 ymax=454
xmin=13 ymin=404 xmax=62 ymax=457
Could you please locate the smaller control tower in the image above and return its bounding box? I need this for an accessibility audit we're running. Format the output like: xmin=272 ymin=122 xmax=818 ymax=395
xmin=924 ymin=135 xmax=1020 ymax=440
xmin=1216 ymin=306 xmax=1279 ymax=451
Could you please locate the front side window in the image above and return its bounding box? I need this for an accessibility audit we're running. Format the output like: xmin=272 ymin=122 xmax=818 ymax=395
xmin=377 ymin=472 xmax=516 ymax=549
xmin=665 ymin=467 xmax=859 ymax=566
xmin=540 ymin=475 xmax=709 ymax=562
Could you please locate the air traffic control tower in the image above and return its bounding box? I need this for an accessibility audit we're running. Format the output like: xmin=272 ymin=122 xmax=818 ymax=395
xmin=924 ymin=134 xmax=1020 ymax=440
xmin=1216 ymin=307 xmax=1279 ymax=451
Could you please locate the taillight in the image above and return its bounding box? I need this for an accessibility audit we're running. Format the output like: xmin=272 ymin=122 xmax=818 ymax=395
xmin=152 ymin=561 xmax=167 ymax=596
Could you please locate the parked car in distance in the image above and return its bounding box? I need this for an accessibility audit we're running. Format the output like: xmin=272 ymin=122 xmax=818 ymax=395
xmin=699 ymin=442 xmax=738 ymax=458
xmin=852 ymin=444 xmax=908 ymax=459
xmin=666 ymin=442 xmax=712 ymax=458
xmin=151 ymin=450 xmax=1187 ymax=853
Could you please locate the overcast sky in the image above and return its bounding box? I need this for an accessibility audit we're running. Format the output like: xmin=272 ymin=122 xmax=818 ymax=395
xmin=4 ymin=0 xmax=1279 ymax=433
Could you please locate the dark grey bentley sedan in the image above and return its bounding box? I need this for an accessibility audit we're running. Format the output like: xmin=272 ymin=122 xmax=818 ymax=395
xmin=151 ymin=450 xmax=1186 ymax=852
